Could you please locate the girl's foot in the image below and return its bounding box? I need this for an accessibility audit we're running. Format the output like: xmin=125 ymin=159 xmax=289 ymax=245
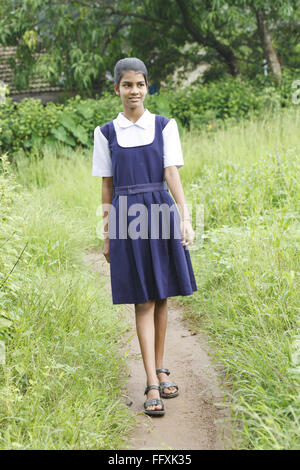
xmin=157 ymin=371 xmax=177 ymax=395
xmin=145 ymin=384 xmax=163 ymax=411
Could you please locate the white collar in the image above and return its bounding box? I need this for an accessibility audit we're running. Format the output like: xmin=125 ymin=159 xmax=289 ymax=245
xmin=115 ymin=109 xmax=153 ymax=130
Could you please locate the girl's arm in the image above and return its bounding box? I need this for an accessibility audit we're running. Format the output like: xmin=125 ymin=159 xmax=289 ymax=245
xmin=164 ymin=166 xmax=190 ymax=221
xmin=102 ymin=176 xmax=113 ymax=263
xmin=164 ymin=166 xmax=195 ymax=247
xmin=102 ymin=176 xmax=113 ymax=232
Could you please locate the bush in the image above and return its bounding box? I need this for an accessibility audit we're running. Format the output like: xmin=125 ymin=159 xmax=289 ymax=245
xmin=0 ymin=71 xmax=298 ymax=156
xmin=0 ymin=93 xmax=122 ymax=155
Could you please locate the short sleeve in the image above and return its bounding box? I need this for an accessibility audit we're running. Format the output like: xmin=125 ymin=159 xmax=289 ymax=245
xmin=92 ymin=126 xmax=113 ymax=177
xmin=162 ymin=118 xmax=184 ymax=169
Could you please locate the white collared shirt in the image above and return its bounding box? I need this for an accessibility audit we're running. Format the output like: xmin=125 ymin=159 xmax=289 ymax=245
xmin=92 ymin=109 xmax=184 ymax=177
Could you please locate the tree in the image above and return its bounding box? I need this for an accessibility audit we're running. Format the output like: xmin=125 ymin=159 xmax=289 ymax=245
xmin=0 ymin=0 xmax=129 ymax=95
xmin=0 ymin=0 xmax=299 ymax=94
xmin=255 ymin=8 xmax=282 ymax=82
xmin=234 ymin=0 xmax=300 ymax=83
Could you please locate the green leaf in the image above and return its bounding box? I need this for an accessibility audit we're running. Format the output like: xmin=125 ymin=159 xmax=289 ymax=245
xmin=50 ymin=126 xmax=76 ymax=146
xmin=23 ymin=139 xmax=32 ymax=148
xmin=77 ymin=103 xmax=94 ymax=120
xmin=72 ymin=124 xmax=88 ymax=144
xmin=58 ymin=113 xmax=77 ymax=132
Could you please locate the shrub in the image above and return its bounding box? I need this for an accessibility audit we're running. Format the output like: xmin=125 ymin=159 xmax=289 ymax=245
xmin=0 ymin=71 xmax=298 ymax=156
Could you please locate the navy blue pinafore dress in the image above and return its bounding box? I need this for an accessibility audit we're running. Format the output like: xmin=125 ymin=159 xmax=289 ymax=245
xmin=100 ymin=114 xmax=197 ymax=304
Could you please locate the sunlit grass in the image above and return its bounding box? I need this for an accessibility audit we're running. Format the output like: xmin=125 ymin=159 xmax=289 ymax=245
xmin=1 ymin=104 xmax=299 ymax=449
xmin=0 ymin=150 xmax=135 ymax=449
xmin=178 ymin=105 xmax=300 ymax=449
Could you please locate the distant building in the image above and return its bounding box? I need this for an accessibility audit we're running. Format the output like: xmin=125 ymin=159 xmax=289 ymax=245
xmin=0 ymin=45 xmax=77 ymax=104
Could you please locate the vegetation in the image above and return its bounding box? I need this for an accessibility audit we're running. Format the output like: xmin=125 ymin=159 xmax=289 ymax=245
xmin=0 ymin=151 xmax=135 ymax=449
xmin=0 ymin=0 xmax=299 ymax=452
xmin=1 ymin=69 xmax=298 ymax=155
xmin=179 ymin=105 xmax=300 ymax=449
xmin=0 ymin=104 xmax=299 ymax=449
xmin=0 ymin=0 xmax=299 ymax=94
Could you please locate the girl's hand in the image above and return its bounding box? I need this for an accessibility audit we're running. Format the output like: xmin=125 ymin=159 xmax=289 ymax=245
xmin=103 ymin=237 xmax=110 ymax=263
xmin=180 ymin=220 xmax=195 ymax=247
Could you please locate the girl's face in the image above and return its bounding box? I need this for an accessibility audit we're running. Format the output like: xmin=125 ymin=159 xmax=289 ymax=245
xmin=114 ymin=70 xmax=148 ymax=111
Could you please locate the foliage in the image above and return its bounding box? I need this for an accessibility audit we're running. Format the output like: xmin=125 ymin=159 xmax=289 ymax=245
xmin=170 ymin=69 xmax=299 ymax=128
xmin=1 ymin=71 xmax=299 ymax=156
xmin=0 ymin=93 xmax=122 ymax=155
xmin=0 ymin=100 xmax=299 ymax=449
xmin=0 ymin=153 xmax=24 ymax=351
xmin=0 ymin=0 xmax=299 ymax=91
xmin=0 ymin=149 xmax=135 ymax=449
xmin=178 ymin=105 xmax=300 ymax=449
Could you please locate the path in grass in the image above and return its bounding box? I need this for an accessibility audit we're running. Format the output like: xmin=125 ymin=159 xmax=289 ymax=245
xmin=84 ymin=249 xmax=236 ymax=450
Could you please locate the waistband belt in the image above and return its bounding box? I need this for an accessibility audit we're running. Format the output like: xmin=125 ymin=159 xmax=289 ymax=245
xmin=114 ymin=181 xmax=168 ymax=196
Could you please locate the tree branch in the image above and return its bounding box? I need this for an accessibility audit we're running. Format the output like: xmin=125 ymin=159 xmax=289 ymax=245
xmin=175 ymin=0 xmax=240 ymax=75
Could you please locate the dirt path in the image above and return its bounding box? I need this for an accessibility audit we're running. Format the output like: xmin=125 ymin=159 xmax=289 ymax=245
xmin=83 ymin=249 xmax=236 ymax=450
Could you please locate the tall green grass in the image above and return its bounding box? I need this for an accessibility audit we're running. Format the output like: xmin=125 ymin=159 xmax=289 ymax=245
xmin=1 ymin=104 xmax=299 ymax=449
xmin=0 ymin=151 xmax=135 ymax=449
xmin=178 ymin=105 xmax=300 ymax=449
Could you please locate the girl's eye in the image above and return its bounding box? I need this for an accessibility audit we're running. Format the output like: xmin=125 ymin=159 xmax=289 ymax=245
xmin=121 ymin=83 xmax=145 ymax=88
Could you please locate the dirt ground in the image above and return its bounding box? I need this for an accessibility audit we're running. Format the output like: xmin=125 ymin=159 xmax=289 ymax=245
xmin=83 ymin=249 xmax=237 ymax=450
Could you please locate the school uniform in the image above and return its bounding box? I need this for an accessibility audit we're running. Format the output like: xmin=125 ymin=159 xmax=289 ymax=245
xmin=92 ymin=109 xmax=197 ymax=304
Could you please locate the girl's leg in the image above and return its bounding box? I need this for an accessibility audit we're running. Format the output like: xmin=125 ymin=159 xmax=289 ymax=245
xmin=135 ymin=300 xmax=162 ymax=411
xmin=154 ymin=298 xmax=177 ymax=395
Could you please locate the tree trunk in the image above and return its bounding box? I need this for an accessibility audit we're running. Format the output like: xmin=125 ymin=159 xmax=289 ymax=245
xmin=255 ymin=8 xmax=282 ymax=82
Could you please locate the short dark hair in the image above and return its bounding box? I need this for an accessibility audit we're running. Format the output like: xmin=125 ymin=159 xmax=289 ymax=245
xmin=114 ymin=58 xmax=148 ymax=86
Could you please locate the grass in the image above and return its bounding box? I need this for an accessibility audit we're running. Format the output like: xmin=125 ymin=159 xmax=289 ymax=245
xmin=0 ymin=104 xmax=299 ymax=449
xmin=0 ymin=151 xmax=136 ymax=449
xmin=177 ymin=105 xmax=300 ymax=449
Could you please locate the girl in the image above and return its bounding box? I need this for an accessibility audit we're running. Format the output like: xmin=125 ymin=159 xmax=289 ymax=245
xmin=92 ymin=58 xmax=197 ymax=417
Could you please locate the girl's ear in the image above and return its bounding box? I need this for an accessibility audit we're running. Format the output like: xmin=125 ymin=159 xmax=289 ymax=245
xmin=114 ymin=84 xmax=120 ymax=96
